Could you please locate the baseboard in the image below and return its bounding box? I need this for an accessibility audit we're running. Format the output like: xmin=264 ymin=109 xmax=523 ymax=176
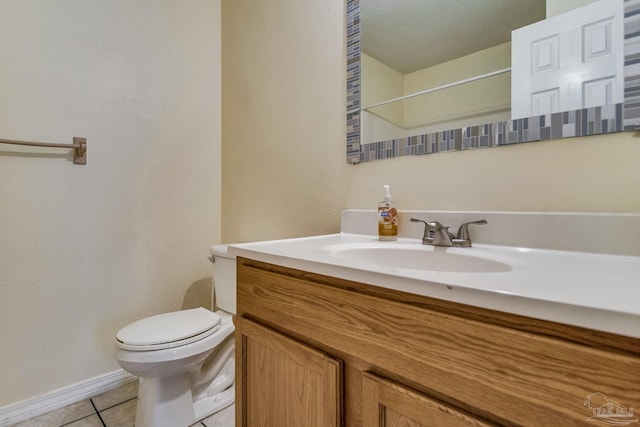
xmin=0 ymin=369 xmax=136 ymax=426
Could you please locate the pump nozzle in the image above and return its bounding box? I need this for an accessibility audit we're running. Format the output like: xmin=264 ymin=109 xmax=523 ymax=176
xmin=383 ymin=184 xmax=392 ymax=202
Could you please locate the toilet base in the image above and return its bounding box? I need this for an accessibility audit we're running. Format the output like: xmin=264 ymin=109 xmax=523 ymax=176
xmin=193 ymin=384 xmax=235 ymax=422
xmin=134 ymin=375 xmax=235 ymax=427
xmin=135 ymin=373 xmax=193 ymax=427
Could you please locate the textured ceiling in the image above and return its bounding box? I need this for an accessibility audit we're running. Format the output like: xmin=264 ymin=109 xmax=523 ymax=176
xmin=361 ymin=0 xmax=546 ymax=74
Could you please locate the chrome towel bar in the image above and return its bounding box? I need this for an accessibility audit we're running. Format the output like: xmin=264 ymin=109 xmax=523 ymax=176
xmin=0 ymin=137 xmax=87 ymax=164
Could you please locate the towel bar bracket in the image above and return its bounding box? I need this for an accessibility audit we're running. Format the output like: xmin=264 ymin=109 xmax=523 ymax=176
xmin=72 ymin=137 xmax=87 ymax=165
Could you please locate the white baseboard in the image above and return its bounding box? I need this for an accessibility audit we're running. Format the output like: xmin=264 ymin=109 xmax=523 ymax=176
xmin=0 ymin=369 xmax=137 ymax=426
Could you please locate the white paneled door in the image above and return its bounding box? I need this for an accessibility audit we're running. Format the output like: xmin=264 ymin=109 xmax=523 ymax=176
xmin=511 ymin=0 xmax=623 ymax=120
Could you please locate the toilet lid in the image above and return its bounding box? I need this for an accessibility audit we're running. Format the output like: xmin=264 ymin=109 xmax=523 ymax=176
xmin=116 ymin=307 xmax=221 ymax=351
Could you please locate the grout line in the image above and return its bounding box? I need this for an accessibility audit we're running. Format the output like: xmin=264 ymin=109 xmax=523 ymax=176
xmin=92 ymin=396 xmax=137 ymax=412
xmin=59 ymin=413 xmax=100 ymax=427
xmin=89 ymin=399 xmax=106 ymax=427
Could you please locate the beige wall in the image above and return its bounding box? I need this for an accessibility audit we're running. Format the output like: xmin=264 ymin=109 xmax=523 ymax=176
xmin=404 ymin=42 xmax=511 ymax=127
xmin=222 ymin=0 xmax=350 ymax=243
xmin=360 ymin=53 xmax=406 ymax=144
xmin=0 ymin=0 xmax=221 ymax=407
xmin=222 ymin=0 xmax=640 ymax=249
xmin=361 ymin=53 xmax=404 ymax=124
xmin=344 ymin=133 xmax=640 ymax=213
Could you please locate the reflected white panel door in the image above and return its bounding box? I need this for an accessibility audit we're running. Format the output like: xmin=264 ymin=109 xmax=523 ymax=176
xmin=511 ymin=0 xmax=623 ymax=119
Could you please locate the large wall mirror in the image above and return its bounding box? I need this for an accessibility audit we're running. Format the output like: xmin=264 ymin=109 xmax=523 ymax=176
xmin=346 ymin=0 xmax=640 ymax=164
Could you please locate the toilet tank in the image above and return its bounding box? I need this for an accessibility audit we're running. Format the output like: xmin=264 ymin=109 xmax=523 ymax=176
xmin=209 ymin=244 xmax=236 ymax=314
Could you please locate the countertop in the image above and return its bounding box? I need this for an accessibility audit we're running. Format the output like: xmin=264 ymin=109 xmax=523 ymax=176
xmin=229 ymin=233 xmax=640 ymax=339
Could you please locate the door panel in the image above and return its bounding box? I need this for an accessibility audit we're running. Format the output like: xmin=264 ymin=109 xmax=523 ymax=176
xmin=511 ymin=0 xmax=623 ymax=119
xmin=362 ymin=373 xmax=495 ymax=427
xmin=239 ymin=318 xmax=343 ymax=426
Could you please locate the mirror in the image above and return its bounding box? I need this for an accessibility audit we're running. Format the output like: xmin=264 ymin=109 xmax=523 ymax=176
xmin=346 ymin=0 xmax=636 ymax=164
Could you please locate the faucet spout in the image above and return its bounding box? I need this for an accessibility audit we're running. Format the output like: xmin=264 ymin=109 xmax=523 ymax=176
xmin=410 ymin=218 xmax=487 ymax=247
xmin=410 ymin=218 xmax=454 ymax=246
xmin=428 ymin=221 xmax=455 ymax=246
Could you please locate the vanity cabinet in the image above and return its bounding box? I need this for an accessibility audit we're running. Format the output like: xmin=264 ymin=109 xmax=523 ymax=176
xmin=235 ymin=257 xmax=640 ymax=426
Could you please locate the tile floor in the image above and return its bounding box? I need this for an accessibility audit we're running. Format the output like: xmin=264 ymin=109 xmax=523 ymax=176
xmin=8 ymin=381 xmax=234 ymax=427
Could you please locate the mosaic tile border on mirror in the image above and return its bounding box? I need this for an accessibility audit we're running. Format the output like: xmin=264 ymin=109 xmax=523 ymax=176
xmin=346 ymin=0 xmax=640 ymax=164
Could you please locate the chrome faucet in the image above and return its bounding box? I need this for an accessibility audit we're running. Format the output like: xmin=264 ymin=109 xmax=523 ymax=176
xmin=410 ymin=218 xmax=487 ymax=247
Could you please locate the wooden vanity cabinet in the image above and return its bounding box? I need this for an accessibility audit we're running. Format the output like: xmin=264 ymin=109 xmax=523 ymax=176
xmin=235 ymin=257 xmax=640 ymax=426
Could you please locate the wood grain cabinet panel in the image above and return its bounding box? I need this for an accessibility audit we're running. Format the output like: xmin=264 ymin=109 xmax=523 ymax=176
xmin=238 ymin=317 xmax=343 ymax=427
xmin=236 ymin=258 xmax=640 ymax=426
xmin=363 ymin=373 xmax=496 ymax=427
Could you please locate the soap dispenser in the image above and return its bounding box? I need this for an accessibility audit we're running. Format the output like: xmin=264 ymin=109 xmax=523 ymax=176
xmin=378 ymin=184 xmax=398 ymax=241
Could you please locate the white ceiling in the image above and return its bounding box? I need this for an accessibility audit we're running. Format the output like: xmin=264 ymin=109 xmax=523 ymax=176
xmin=361 ymin=0 xmax=546 ymax=74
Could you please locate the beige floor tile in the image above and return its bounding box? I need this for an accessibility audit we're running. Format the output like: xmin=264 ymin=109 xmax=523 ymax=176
xmin=201 ymin=404 xmax=234 ymax=427
xmin=64 ymin=414 xmax=104 ymax=427
xmin=90 ymin=380 xmax=138 ymax=411
xmin=9 ymin=400 xmax=96 ymax=427
xmin=99 ymin=398 xmax=136 ymax=427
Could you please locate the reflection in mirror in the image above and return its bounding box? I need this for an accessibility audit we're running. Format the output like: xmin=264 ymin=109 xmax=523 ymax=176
xmin=362 ymin=46 xmax=513 ymax=143
xmin=346 ymin=0 xmax=636 ymax=164
xmin=361 ymin=0 xmax=544 ymax=140
xmin=511 ymin=0 xmax=623 ymax=119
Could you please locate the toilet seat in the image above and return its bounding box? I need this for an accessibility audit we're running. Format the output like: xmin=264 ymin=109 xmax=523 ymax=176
xmin=116 ymin=307 xmax=221 ymax=351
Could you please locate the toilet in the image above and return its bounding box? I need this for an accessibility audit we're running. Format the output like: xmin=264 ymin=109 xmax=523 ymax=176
xmin=114 ymin=245 xmax=236 ymax=427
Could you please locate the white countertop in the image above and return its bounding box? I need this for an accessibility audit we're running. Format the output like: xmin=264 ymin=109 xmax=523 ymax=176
xmin=229 ymin=233 xmax=640 ymax=339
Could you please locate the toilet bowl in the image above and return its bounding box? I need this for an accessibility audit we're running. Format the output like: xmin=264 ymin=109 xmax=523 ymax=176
xmin=114 ymin=244 xmax=236 ymax=427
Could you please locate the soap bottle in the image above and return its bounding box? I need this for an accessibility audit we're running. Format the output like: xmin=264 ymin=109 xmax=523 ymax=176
xmin=378 ymin=185 xmax=398 ymax=241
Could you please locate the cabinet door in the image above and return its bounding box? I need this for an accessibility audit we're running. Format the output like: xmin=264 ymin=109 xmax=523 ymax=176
xmin=362 ymin=373 xmax=494 ymax=427
xmin=238 ymin=318 xmax=343 ymax=427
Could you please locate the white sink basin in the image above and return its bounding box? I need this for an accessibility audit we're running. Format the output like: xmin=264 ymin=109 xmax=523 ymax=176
xmin=325 ymin=243 xmax=512 ymax=273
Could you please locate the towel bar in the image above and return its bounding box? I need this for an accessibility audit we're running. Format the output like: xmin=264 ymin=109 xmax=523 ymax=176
xmin=0 ymin=137 xmax=87 ymax=164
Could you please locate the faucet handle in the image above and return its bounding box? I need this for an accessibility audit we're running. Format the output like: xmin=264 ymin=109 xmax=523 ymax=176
xmin=455 ymin=220 xmax=487 ymax=242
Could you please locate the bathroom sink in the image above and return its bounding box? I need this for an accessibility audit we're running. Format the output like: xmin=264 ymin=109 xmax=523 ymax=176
xmin=325 ymin=243 xmax=512 ymax=273
xmin=229 ymin=221 xmax=640 ymax=339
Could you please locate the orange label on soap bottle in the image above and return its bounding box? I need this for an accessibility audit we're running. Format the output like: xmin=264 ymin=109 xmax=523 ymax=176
xmin=378 ymin=206 xmax=398 ymax=239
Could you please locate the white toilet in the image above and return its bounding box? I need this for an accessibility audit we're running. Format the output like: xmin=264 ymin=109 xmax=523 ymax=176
xmin=114 ymin=245 xmax=236 ymax=427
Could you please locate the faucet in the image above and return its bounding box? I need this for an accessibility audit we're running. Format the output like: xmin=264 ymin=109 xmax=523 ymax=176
xmin=410 ymin=218 xmax=487 ymax=247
